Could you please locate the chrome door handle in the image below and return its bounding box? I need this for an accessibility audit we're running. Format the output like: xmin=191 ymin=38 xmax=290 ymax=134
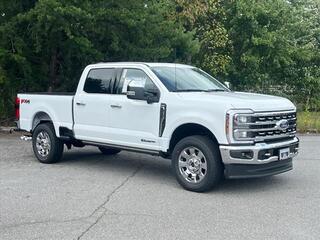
xmin=110 ymin=104 xmax=122 ymax=109
xmin=76 ymin=102 xmax=86 ymax=106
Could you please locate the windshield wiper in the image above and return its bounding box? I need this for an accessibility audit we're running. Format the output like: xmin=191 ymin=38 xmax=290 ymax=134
xmin=173 ymin=89 xmax=206 ymax=92
xmin=173 ymin=89 xmax=226 ymax=92
xmin=203 ymin=89 xmax=226 ymax=92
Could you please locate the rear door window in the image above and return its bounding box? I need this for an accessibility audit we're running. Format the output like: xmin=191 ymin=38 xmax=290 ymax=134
xmin=84 ymin=68 xmax=115 ymax=94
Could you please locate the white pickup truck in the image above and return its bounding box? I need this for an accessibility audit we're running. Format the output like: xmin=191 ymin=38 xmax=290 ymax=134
xmin=16 ymin=62 xmax=299 ymax=192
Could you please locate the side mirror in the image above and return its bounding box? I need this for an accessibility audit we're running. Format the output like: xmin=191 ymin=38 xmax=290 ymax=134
xmin=144 ymin=88 xmax=160 ymax=104
xmin=126 ymin=86 xmax=160 ymax=104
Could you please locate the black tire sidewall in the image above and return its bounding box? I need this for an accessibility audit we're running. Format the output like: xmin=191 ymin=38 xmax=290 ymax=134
xmin=172 ymin=135 xmax=222 ymax=192
xmin=32 ymin=123 xmax=63 ymax=163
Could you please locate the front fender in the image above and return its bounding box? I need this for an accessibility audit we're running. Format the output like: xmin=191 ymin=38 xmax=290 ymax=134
xmin=161 ymin=116 xmax=228 ymax=151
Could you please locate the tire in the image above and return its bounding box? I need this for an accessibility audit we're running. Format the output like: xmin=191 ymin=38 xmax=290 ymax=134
xmin=32 ymin=123 xmax=64 ymax=164
xmin=172 ymin=135 xmax=223 ymax=192
xmin=98 ymin=147 xmax=121 ymax=155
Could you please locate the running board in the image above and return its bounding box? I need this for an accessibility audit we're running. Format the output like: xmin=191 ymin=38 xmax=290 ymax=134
xmin=82 ymin=140 xmax=160 ymax=156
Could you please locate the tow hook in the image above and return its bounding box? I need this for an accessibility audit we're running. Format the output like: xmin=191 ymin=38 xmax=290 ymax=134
xmin=21 ymin=135 xmax=32 ymax=141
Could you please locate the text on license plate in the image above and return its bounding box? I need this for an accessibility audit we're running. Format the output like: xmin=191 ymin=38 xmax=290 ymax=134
xmin=279 ymin=148 xmax=290 ymax=160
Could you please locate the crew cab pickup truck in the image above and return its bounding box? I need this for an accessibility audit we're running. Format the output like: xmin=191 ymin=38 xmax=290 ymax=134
xmin=16 ymin=62 xmax=299 ymax=192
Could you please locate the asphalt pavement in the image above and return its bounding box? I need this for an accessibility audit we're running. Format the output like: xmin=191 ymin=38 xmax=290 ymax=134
xmin=0 ymin=134 xmax=319 ymax=240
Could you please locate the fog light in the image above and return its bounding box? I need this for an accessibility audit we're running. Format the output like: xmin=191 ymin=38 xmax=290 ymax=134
xmin=230 ymin=150 xmax=254 ymax=159
xmin=258 ymin=149 xmax=274 ymax=160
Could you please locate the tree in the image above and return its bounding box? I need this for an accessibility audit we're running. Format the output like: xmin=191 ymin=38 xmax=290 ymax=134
xmin=0 ymin=0 xmax=199 ymax=121
xmin=223 ymin=0 xmax=320 ymax=110
xmin=175 ymin=0 xmax=231 ymax=76
xmin=286 ymin=0 xmax=320 ymax=110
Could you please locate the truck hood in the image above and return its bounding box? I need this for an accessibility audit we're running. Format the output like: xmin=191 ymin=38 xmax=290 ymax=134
xmin=178 ymin=91 xmax=295 ymax=112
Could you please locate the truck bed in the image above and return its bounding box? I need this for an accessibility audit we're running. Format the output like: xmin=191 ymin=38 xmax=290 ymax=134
xmin=19 ymin=92 xmax=75 ymax=95
xmin=18 ymin=93 xmax=74 ymax=136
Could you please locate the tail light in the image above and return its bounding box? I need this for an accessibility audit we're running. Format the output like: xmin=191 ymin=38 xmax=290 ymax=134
xmin=15 ymin=97 xmax=20 ymax=120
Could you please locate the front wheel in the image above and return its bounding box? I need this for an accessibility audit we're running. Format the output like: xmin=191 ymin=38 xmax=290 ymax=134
xmin=172 ymin=135 xmax=223 ymax=192
xmin=32 ymin=123 xmax=64 ymax=164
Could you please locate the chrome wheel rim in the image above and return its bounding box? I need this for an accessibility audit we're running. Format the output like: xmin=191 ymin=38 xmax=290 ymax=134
xmin=178 ymin=147 xmax=207 ymax=183
xmin=36 ymin=131 xmax=51 ymax=157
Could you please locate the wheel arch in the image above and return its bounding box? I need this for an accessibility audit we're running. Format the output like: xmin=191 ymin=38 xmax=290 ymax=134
xmin=32 ymin=111 xmax=53 ymax=132
xmin=168 ymin=123 xmax=219 ymax=154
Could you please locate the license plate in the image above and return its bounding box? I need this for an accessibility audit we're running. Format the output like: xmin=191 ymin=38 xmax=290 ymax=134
xmin=279 ymin=148 xmax=290 ymax=160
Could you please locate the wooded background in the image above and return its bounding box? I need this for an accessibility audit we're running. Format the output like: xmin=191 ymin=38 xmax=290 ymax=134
xmin=0 ymin=0 xmax=319 ymax=123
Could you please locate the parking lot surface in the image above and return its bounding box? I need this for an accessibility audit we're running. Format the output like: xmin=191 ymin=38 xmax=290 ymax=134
xmin=0 ymin=134 xmax=319 ymax=240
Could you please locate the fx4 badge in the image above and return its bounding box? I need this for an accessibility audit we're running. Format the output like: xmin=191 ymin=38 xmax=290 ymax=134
xmin=21 ymin=99 xmax=30 ymax=104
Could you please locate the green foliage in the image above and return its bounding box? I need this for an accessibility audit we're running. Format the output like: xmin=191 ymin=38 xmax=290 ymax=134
xmin=225 ymin=0 xmax=294 ymax=88
xmin=297 ymin=111 xmax=320 ymax=133
xmin=0 ymin=0 xmax=199 ymax=120
xmin=223 ymin=0 xmax=320 ymax=110
xmin=175 ymin=0 xmax=231 ymax=75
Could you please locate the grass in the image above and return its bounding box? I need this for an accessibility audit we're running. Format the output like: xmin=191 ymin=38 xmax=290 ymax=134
xmin=297 ymin=111 xmax=320 ymax=133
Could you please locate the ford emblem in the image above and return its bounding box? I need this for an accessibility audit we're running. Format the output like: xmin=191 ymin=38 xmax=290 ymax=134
xmin=276 ymin=119 xmax=289 ymax=130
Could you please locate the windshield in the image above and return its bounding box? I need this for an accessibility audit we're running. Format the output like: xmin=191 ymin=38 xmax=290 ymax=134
xmin=151 ymin=66 xmax=229 ymax=92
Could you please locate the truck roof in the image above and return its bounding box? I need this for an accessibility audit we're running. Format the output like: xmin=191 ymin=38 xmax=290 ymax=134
xmin=89 ymin=62 xmax=193 ymax=69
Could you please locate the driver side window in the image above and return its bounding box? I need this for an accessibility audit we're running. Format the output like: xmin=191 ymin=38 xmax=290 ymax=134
xmin=115 ymin=69 xmax=157 ymax=94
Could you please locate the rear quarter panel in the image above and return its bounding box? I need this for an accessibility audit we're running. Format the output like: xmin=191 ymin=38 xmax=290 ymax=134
xmin=18 ymin=94 xmax=74 ymax=137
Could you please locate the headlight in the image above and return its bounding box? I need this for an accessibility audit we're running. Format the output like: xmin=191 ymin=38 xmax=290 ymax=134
xmin=234 ymin=114 xmax=252 ymax=125
xmin=234 ymin=130 xmax=249 ymax=139
xmin=226 ymin=111 xmax=254 ymax=143
xmin=233 ymin=114 xmax=254 ymax=140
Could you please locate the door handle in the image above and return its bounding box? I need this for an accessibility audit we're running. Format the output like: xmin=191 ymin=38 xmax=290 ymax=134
xmin=110 ymin=104 xmax=122 ymax=109
xmin=76 ymin=102 xmax=86 ymax=106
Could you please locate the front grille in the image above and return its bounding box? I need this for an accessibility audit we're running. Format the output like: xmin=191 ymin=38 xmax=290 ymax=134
xmin=233 ymin=111 xmax=297 ymax=142
xmin=235 ymin=111 xmax=297 ymax=142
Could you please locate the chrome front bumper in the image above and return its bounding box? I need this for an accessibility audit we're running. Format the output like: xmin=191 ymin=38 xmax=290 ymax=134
xmin=219 ymin=137 xmax=299 ymax=165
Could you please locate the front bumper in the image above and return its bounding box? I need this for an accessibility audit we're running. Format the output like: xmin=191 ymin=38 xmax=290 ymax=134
xmin=220 ymin=137 xmax=299 ymax=178
xmin=224 ymin=158 xmax=293 ymax=179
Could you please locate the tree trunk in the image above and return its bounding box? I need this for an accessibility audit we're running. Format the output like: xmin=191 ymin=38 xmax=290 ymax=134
xmin=48 ymin=48 xmax=57 ymax=92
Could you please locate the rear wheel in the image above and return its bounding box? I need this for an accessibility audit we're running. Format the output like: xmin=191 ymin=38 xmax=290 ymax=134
xmin=98 ymin=147 xmax=121 ymax=155
xmin=32 ymin=123 xmax=64 ymax=164
xmin=172 ymin=135 xmax=223 ymax=192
